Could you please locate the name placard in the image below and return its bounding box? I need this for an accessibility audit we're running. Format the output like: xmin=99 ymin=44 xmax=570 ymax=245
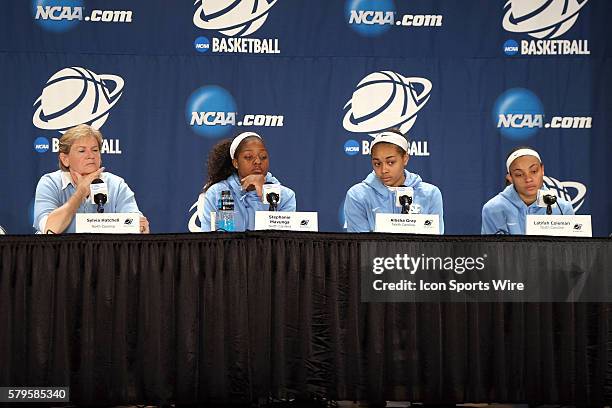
xmin=375 ymin=213 xmax=440 ymax=235
xmin=254 ymin=211 xmax=318 ymax=232
xmin=75 ymin=213 xmax=140 ymax=234
xmin=525 ymin=215 xmax=592 ymax=237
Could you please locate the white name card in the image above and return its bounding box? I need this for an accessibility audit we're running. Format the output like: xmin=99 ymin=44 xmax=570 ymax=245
xmin=76 ymin=213 xmax=140 ymax=234
xmin=375 ymin=213 xmax=440 ymax=235
xmin=525 ymin=215 xmax=592 ymax=237
xmin=254 ymin=211 xmax=318 ymax=232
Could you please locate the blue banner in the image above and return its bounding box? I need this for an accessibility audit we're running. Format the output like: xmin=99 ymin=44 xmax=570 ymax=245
xmin=1 ymin=0 xmax=610 ymax=235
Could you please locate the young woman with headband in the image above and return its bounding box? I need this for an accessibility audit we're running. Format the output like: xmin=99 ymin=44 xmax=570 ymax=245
xmin=201 ymin=131 xmax=296 ymax=232
xmin=481 ymin=146 xmax=574 ymax=234
xmin=344 ymin=129 xmax=444 ymax=233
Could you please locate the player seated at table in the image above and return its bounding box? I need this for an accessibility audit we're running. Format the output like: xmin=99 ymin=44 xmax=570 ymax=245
xmin=33 ymin=124 xmax=149 ymax=234
xmin=344 ymin=129 xmax=444 ymax=233
xmin=201 ymin=131 xmax=296 ymax=232
xmin=481 ymin=146 xmax=574 ymax=235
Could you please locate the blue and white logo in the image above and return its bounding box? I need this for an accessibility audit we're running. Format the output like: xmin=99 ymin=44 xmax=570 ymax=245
xmin=186 ymin=86 xmax=237 ymax=138
xmin=194 ymin=36 xmax=211 ymax=53
xmin=345 ymin=0 xmax=443 ymax=37
xmin=501 ymin=0 xmax=590 ymax=56
xmin=494 ymin=87 xmax=591 ymax=138
xmin=32 ymin=0 xmax=133 ymax=32
xmin=33 ymin=66 xmax=124 ymax=133
xmin=503 ymin=39 xmax=519 ymax=55
xmin=185 ymin=85 xmax=285 ymax=138
xmin=32 ymin=0 xmax=83 ymax=32
xmin=188 ymin=193 xmax=205 ymax=232
xmin=345 ymin=0 xmax=395 ymax=37
xmin=192 ymin=1 xmax=281 ymax=54
xmin=33 ymin=137 xmax=50 ymax=153
xmin=193 ymin=0 xmax=279 ymax=37
xmin=344 ymin=139 xmax=360 ymax=156
xmin=544 ymin=175 xmax=587 ymax=212
xmin=493 ymin=88 xmax=544 ymax=140
xmin=503 ymin=0 xmax=589 ymax=39
xmin=186 ymin=85 xmax=284 ymax=138
xmin=343 ymin=71 xmax=432 ymax=136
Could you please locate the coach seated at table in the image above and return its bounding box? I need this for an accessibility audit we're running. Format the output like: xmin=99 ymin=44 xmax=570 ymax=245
xmin=201 ymin=131 xmax=296 ymax=232
xmin=33 ymin=124 xmax=149 ymax=234
xmin=481 ymin=146 xmax=574 ymax=235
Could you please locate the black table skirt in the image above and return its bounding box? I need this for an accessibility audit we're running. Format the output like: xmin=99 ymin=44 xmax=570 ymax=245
xmin=0 ymin=232 xmax=610 ymax=406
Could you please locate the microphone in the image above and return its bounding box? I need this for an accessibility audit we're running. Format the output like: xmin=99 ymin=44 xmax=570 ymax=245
xmin=399 ymin=195 xmax=413 ymax=214
xmin=262 ymin=184 xmax=282 ymax=211
xmin=395 ymin=186 xmax=414 ymax=214
xmin=543 ymin=194 xmax=557 ymax=215
xmin=266 ymin=192 xmax=280 ymax=211
xmin=90 ymin=178 xmax=108 ymax=213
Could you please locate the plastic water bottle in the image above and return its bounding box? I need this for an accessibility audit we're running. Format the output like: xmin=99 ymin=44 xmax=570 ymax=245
xmin=216 ymin=190 xmax=235 ymax=232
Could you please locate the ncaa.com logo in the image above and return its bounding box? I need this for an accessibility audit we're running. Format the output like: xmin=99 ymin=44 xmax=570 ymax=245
xmin=342 ymin=71 xmax=431 ymax=157
xmin=32 ymin=0 xmax=133 ymax=33
xmin=502 ymin=0 xmax=590 ymax=56
xmin=185 ymin=85 xmax=284 ymax=138
xmin=544 ymin=175 xmax=587 ymax=212
xmin=32 ymin=66 xmax=124 ymax=154
xmin=493 ymin=88 xmax=592 ymax=140
xmin=345 ymin=0 xmax=442 ymax=37
xmin=193 ymin=0 xmax=280 ymax=55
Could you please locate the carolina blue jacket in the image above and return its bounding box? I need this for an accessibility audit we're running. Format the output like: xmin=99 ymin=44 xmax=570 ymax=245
xmin=201 ymin=172 xmax=296 ymax=232
xmin=33 ymin=170 xmax=141 ymax=233
xmin=344 ymin=170 xmax=444 ymax=233
xmin=481 ymin=184 xmax=575 ymax=235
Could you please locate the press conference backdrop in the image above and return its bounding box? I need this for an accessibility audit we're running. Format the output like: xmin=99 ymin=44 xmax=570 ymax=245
xmin=0 ymin=0 xmax=610 ymax=235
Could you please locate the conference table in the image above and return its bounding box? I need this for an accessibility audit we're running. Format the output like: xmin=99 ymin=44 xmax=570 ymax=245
xmin=0 ymin=232 xmax=610 ymax=406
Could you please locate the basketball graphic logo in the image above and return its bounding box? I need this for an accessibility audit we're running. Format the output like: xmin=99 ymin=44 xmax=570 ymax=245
xmin=544 ymin=176 xmax=587 ymax=212
xmin=503 ymin=0 xmax=589 ymax=39
xmin=343 ymin=71 xmax=432 ymax=136
xmin=33 ymin=66 xmax=124 ymax=132
xmin=193 ymin=0 xmax=279 ymax=37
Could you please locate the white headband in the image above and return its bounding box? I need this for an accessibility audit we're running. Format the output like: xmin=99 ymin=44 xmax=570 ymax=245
xmin=229 ymin=132 xmax=262 ymax=159
xmin=506 ymin=148 xmax=541 ymax=172
xmin=371 ymin=132 xmax=409 ymax=153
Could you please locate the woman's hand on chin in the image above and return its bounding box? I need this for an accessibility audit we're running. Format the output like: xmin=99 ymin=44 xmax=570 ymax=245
xmin=240 ymin=174 xmax=266 ymax=199
xmin=72 ymin=167 xmax=105 ymax=198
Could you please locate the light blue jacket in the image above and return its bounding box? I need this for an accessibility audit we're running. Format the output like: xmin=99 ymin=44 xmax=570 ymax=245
xmin=201 ymin=172 xmax=296 ymax=232
xmin=344 ymin=170 xmax=444 ymax=233
xmin=33 ymin=170 xmax=141 ymax=233
xmin=481 ymin=184 xmax=575 ymax=235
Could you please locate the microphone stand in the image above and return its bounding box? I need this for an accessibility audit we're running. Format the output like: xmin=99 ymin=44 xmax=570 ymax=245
xmin=94 ymin=194 xmax=107 ymax=213
xmin=267 ymin=193 xmax=279 ymax=211
xmin=400 ymin=195 xmax=412 ymax=214
xmin=543 ymin=195 xmax=557 ymax=215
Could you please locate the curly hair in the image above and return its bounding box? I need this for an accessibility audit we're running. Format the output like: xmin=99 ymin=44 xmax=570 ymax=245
xmin=202 ymin=135 xmax=264 ymax=192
